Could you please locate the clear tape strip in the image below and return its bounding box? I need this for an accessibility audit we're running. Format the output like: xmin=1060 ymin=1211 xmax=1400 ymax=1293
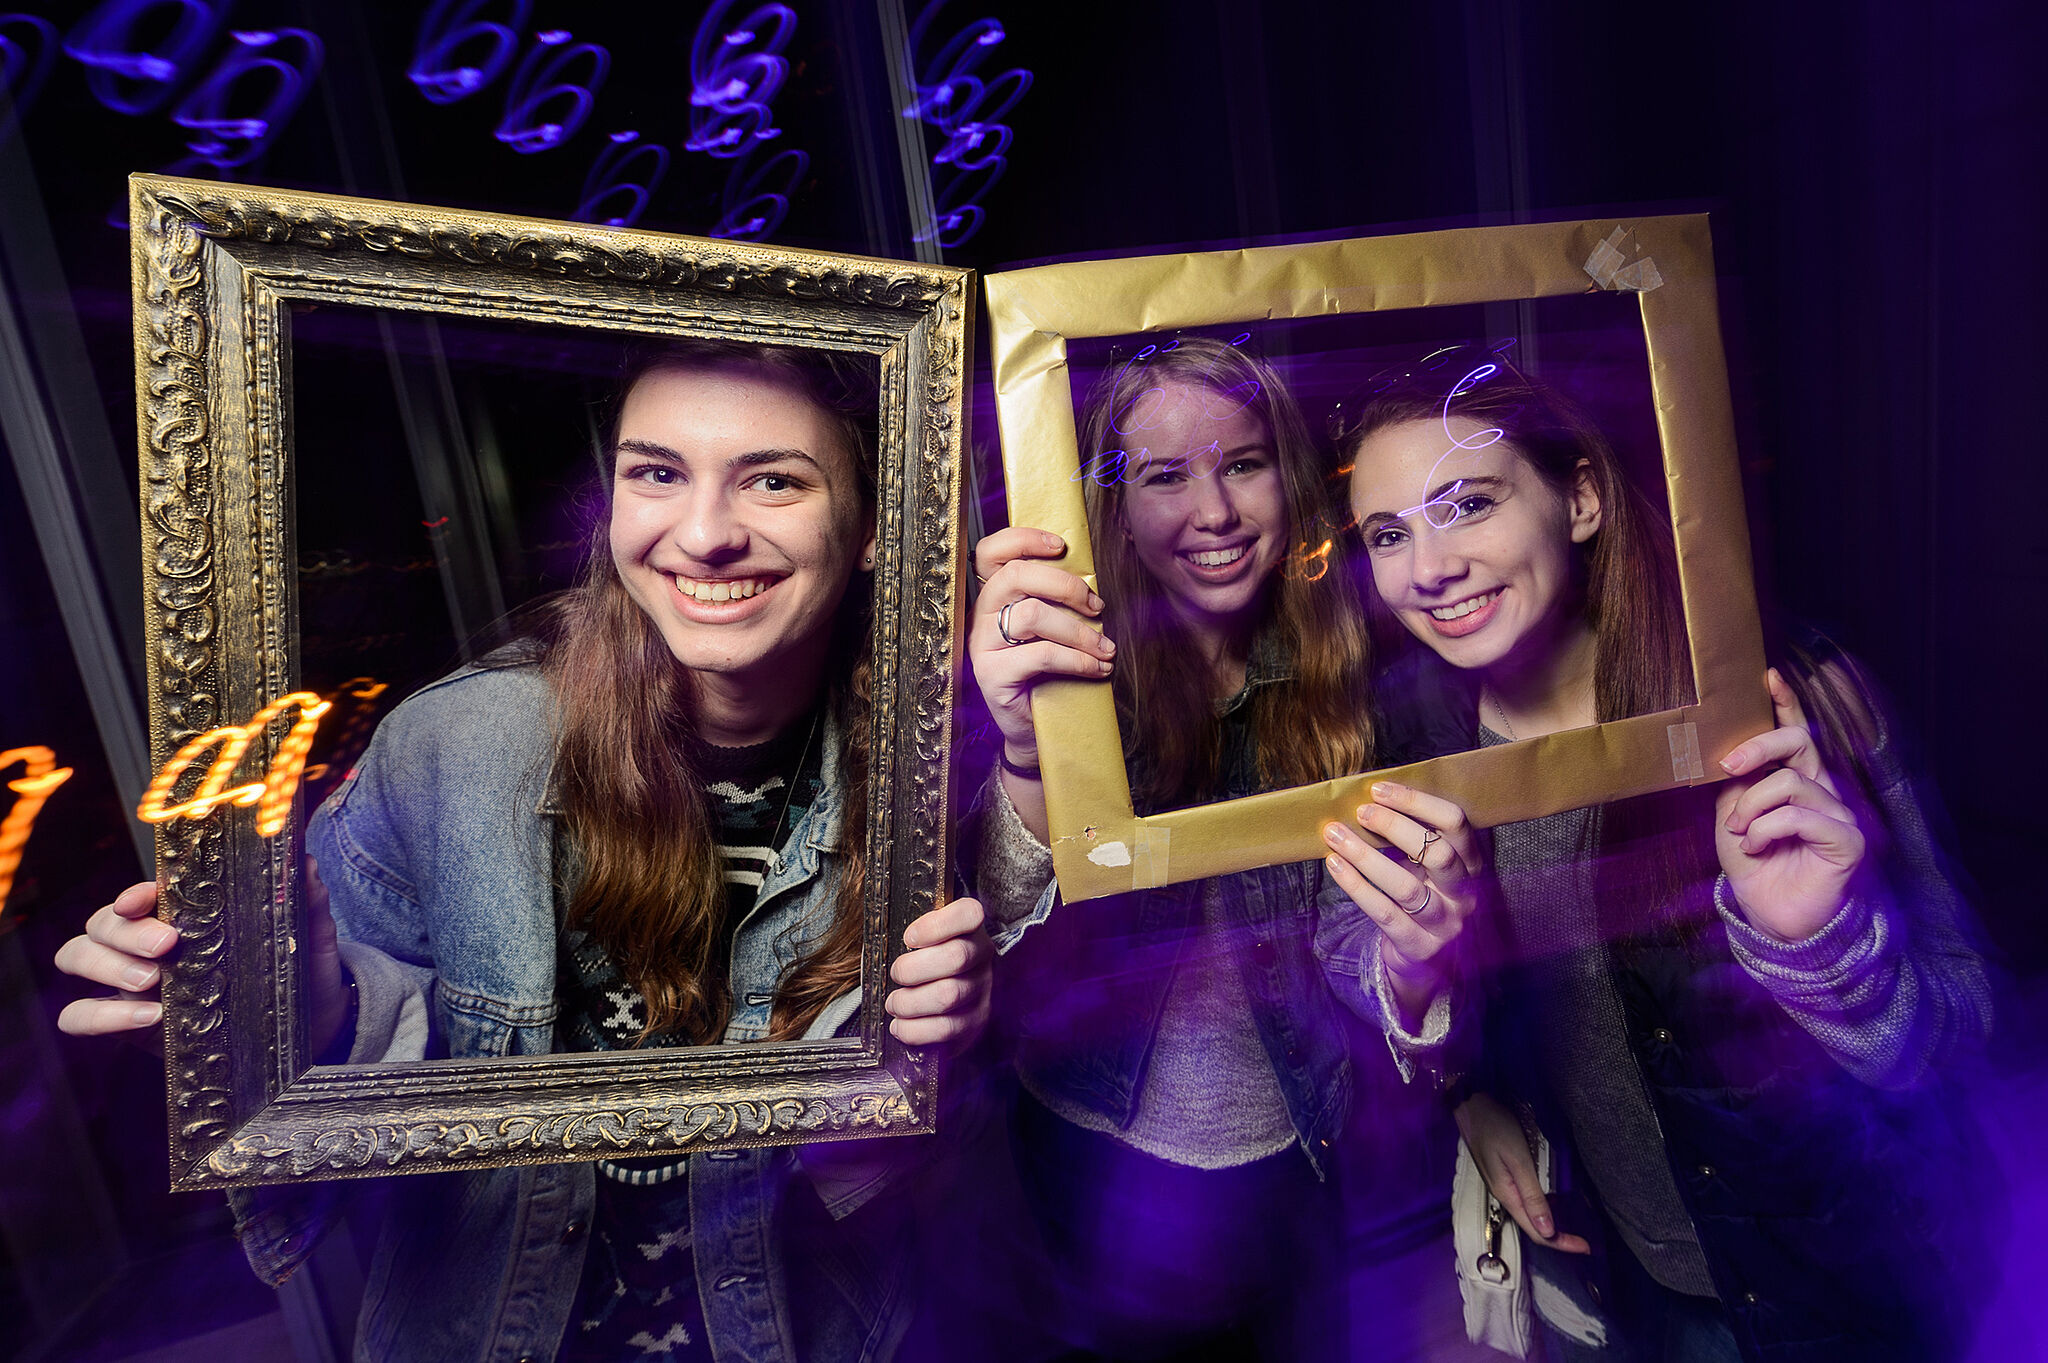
xmin=1584 ymin=225 xmax=1663 ymax=292
xmin=1131 ymin=824 xmax=1171 ymax=890
xmin=1667 ymin=721 xmax=1707 ymax=782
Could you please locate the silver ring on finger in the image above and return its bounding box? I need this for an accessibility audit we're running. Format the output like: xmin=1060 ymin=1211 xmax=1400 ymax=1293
xmin=998 ymin=600 xmax=1025 ymax=646
xmin=1402 ymin=884 xmax=1433 ymax=917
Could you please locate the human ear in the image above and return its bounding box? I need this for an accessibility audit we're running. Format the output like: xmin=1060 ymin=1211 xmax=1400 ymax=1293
xmin=858 ymin=513 xmax=879 ymax=572
xmin=1567 ymin=459 xmax=1603 ymax=544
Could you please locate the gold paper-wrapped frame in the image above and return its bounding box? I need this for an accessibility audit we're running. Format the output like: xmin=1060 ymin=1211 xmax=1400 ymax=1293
xmin=985 ymin=215 xmax=1769 ymax=903
xmin=131 ymin=176 xmax=973 ymax=1188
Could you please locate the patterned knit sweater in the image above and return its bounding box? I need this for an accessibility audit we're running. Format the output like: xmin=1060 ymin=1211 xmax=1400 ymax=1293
xmin=558 ymin=716 xmax=825 ymax=1363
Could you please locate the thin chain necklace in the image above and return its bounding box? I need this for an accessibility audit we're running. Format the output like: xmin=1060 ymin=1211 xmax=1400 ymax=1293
xmin=762 ymin=705 xmax=823 ymax=868
xmin=1484 ymin=688 xmax=1518 ymax=741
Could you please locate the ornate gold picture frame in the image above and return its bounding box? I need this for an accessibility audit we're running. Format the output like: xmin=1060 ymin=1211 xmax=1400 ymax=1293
xmin=130 ymin=176 xmax=972 ymax=1188
xmin=984 ymin=215 xmax=1769 ymax=903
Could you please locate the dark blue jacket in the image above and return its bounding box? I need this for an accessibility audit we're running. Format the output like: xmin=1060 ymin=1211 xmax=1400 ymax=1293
xmin=1385 ymin=644 xmax=2000 ymax=1361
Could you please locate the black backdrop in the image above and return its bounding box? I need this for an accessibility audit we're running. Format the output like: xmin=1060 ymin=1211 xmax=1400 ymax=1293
xmin=0 ymin=2 xmax=2041 ymax=1358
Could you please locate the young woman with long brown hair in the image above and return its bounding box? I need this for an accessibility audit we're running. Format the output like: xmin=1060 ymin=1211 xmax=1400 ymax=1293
xmin=1334 ymin=357 xmax=1995 ymax=1362
xmin=968 ymin=334 xmax=1482 ymax=1359
xmin=55 ymin=340 xmax=993 ymax=1363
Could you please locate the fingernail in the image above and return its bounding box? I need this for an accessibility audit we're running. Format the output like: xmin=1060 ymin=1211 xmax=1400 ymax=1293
xmin=122 ymin=963 xmax=158 ymax=989
xmin=1045 ymin=532 xmax=1066 ymax=550
xmin=145 ymin=926 xmax=176 ymax=954
xmin=1325 ymin=854 xmax=1342 ymax=873
xmin=1096 ymin=658 xmax=1112 ymax=674
xmin=1322 ymin=824 xmax=1342 ymax=847
xmin=131 ymin=1002 xmax=162 ymax=1026
xmin=1086 ymin=591 xmax=1104 ymax=612
xmin=1099 ymin=636 xmax=1115 ymax=656
xmin=1535 ymin=1214 xmax=1554 ymax=1237
xmin=1372 ymin=780 xmax=1403 ymax=799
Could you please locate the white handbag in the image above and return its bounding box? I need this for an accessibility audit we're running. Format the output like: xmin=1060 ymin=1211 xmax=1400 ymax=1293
xmin=1451 ymin=1131 xmax=1545 ymax=1358
xmin=1454 ymin=1126 xmax=1611 ymax=1357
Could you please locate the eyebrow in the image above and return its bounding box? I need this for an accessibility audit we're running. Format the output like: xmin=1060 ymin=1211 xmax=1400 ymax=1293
xmin=1358 ymin=474 xmax=1510 ymax=527
xmin=1133 ymin=439 xmax=1271 ymax=471
xmin=613 ymin=438 xmax=824 ymax=472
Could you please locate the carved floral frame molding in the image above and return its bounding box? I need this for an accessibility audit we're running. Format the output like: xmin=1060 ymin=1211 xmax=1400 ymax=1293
xmin=129 ymin=176 xmax=973 ymax=1189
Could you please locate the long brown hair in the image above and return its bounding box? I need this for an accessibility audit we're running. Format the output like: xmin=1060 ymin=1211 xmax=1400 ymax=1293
xmin=1338 ymin=361 xmax=1709 ymax=934
xmin=1079 ymin=335 xmax=1373 ymax=809
xmin=542 ymin=340 xmax=876 ymax=1043
xmin=1339 ymin=362 xmax=1892 ymax=941
xmin=1336 ymin=366 xmax=1694 ymax=725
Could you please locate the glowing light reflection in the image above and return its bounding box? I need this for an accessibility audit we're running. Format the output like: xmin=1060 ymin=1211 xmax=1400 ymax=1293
xmin=0 ymin=747 xmax=71 ymax=923
xmin=686 ymin=0 xmax=805 ymax=240
xmin=493 ymin=29 xmax=606 ymax=153
xmin=168 ymin=26 xmax=323 ymax=168
xmin=573 ymin=129 xmax=669 ymax=227
xmin=0 ymin=13 xmax=58 ymax=134
xmin=63 ymin=0 xmax=225 ymax=116
xmin=137 ymin=692 xmax=330 ymax=838
xmin=1071 ymin=334 xmax=1261 ymax=487
xmin=902 ymin=1 xmax=1032 ymax=248
xmin=407 ymin=0 xmax=531 ymax=104
xmin=1399 ymin=362 xmax=1508 ymax=529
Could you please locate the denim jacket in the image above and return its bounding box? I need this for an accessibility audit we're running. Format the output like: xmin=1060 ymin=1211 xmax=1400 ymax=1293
xmin=975 ymin=642 xmax=1454 ymax=1179
xmin=231 ymin=662 xmax=919 ymax=1363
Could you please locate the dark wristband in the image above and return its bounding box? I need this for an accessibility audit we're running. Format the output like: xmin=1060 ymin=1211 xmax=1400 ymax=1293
xmin=998 ymin=747 xmax=1041 ymax=780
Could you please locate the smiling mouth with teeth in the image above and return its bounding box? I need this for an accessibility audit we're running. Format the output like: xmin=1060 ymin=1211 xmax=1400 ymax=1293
xmin=1430 ymin=590 xmax=1501 ymax=621
xmin=671 ymin=573 xmax=775 ymax=603
xmin=1185 ymin=546 xmax=1248 ymax=568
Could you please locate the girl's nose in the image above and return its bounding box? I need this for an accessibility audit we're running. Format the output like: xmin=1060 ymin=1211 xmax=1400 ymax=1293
xmin=1188 ymin=476 xmax=1241 ymax=532
xmin=1409 ymin=526 xmax=1468 ymax=592
xmin=673 ymin=486 xmax=750 ymax=561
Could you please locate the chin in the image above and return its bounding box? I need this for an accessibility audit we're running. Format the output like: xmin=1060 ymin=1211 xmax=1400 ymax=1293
xmin=1402 ymin=619 xmax=1502 ymax=672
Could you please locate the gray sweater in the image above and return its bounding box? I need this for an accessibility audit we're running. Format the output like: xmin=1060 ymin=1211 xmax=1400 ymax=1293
xmin=1478 ymin=719 xmax=1994 ymax=1298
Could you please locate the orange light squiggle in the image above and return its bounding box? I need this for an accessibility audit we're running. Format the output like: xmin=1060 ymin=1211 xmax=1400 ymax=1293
xmin=1283 ymin=538 xmax=1335 ymax=583
xmin=0 ymin=747 xmax=73 ymax=923
xmin=137 ymin=692 xmax=332 ymax=838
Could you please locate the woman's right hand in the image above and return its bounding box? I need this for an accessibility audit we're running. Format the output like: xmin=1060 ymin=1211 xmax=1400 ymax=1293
xmin=1455 ymin=1092 xmax=1591 ymax=1255
xmin=969 ymin=526 xmax=1115 ymax=772
xmin=54 ymin=881 xmax=174 ymax=1035
xmin=56 ymin=863 xmax=352 ymax=1057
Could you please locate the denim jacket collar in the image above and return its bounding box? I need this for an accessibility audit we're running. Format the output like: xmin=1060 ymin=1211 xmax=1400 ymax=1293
xmin=1215 ymin=628 xmax=1294 ymax=719
xmin=535 ymin=701 xmax=849 ymax=858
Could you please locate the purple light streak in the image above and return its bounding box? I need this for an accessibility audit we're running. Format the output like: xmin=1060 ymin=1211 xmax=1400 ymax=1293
xmin=902 ymin=1 xmax=1032 ymax=248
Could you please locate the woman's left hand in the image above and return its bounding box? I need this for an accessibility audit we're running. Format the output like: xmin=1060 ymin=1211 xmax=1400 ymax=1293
xmin=1323 ymin=781 xmax=1485 ymax=1028
xmin=884 ymin=897 xmax=992 ymax=1054
xmin=1715 ymin=668 xmax=1867 ymax=942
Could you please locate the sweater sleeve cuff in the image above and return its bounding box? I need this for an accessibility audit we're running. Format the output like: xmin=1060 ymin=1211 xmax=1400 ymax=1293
xmin=1367 ymin=945 xmax=1453 ymax=1083
xmin=337 ymin=938 xmax=435 ymax=1064
xmin=1714 ymin=873 xmax=1883 ymax=985
xmin=977 ymin=769 xmax=1057 ymax=954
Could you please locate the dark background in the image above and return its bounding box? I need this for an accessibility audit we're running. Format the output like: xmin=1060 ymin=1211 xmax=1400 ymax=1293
xmin=1 ymin=2 xmax=2040 ymax=1360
